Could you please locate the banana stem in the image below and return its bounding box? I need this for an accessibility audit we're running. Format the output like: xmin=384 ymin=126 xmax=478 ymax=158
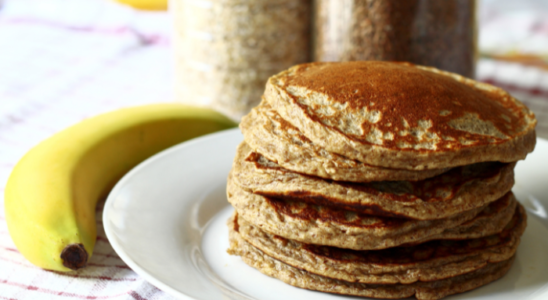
xmin=60 ymin=243 xmax=88 ymax=270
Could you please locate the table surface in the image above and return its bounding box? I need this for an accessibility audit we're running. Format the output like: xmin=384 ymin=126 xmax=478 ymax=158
xmin=0 ymin=0 xmax=547 ymax=300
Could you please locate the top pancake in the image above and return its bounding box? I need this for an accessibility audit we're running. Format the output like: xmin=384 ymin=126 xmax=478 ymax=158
xmin=241 ymin=101 xmax=448 ymax=182
xmin=264 ymin=61 xmax=537 ymax=170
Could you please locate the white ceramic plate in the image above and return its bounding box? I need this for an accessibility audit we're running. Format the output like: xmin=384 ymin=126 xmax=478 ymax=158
xmin=104 ymin=128 xmax=548 ymax=300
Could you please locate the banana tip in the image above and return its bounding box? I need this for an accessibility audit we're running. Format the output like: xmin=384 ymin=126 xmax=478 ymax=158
xmin=61 ymin=243 xmax=88 ymax=270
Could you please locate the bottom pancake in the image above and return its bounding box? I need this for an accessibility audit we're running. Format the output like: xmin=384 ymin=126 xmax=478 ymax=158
xmin=228 ymin=226 xmax=515 ymax=300
xmin=230 ymin=203 xmax=525 ymax=285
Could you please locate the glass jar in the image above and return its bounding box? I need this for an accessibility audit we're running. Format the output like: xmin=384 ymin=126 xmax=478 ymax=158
xmin=313 ymin=0 xmax=477 ymax=78
xmin=172 ymin=0 xmax=312 ymax=120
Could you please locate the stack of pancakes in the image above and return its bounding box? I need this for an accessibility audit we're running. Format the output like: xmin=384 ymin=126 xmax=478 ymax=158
xmin=226 ymin=61 xmax=537 ymax=300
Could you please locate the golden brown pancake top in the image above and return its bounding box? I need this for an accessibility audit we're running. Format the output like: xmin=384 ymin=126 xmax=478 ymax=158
xmin=277 ymin=61 xmax=534 ymax=150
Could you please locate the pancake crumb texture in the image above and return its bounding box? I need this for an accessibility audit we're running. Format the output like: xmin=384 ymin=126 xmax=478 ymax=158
xmin=241 ymin=102 xmax=450 ymax=182
xmin=264 ymin=61 xmax=536 ymax=170
xmin=225 ymin=61 xmax=536 ymax=299
xmin=231 ymin=204 xmax=525 ymax=285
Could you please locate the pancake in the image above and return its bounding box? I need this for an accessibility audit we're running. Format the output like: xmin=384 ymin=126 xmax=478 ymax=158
xmin=264 ymin=61 xmax=536 ymax=170
xmin=233 ymin=142 xmax=515 ymax=220
xmin=404 ymin=192 xmax=517 ymax=244
xmin=227 ymin=175 xmax=517 ymax=250
xmin=241 ymin=101 xmax=448 ymax=182
xmin=231 ymin=203 xmax=525 ymax=284
xmin=228 ymin=225 xmax=515 ymax=300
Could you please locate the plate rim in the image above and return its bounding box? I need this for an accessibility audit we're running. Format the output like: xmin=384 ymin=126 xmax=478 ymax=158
xmin=103 ymin=128 xmax=241 ymax=300
xmin=103 ymin=132 xmax=548 ymax=300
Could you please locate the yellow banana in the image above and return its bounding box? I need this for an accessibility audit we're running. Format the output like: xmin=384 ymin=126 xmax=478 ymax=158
xmin=114 ymin=0 xmax=167 ymax=10
xmin=4 ymin=104 xmax=236 ymax=271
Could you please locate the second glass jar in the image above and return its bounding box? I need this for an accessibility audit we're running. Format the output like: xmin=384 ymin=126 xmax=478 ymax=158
xmin=313 ymin=0 xmax=477 ymax=78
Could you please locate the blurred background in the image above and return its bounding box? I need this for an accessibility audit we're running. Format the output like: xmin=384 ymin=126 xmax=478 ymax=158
xmin=0 ymin=0 xmax=547 ymax=137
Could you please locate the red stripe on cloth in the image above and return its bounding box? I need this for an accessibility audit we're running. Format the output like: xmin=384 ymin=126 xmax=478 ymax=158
xmin=4 ymin=115 xmax=25 ymax=124
xmin=0 ymin=18 xmax=171 ymax=46
xmin=0 ymin=255 xmax=130 ymax=272
xmin=50 ymin=271 xmax=137 ymax=282
xmin=0 ymin=280 xmax=130 ymax=299
xmin=129 ymin=291 xmax=147 ymax=300
xmin=1 ymin=247 xmax=120 ymax=259
xmin=93 ymin=252 xmax=122 ymax=259
xmin=96 ymin=236 xmax=110 ymax=243
xmin=482 ymin=79 xmax=548 ymax=98
xmin=1 ymin=246 xmax=20 ymax=253
xmin=87 ymin=263 xmax=130 ymax=270
xmin=2 ymin=243 xmax=116 ymax=257
xmin=2 ymin=245 xmax=124 ymax=262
